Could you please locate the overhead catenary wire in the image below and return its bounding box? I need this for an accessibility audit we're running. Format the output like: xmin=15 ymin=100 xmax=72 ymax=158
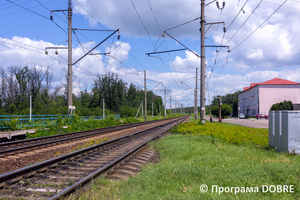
xmin=230 ymin=0 xmax=287 ymax=51
xmin=146 ymin=0 xmax=184 ymax=88
xmin=225 ymin=0 xmax=263 ymax=46
xmin=130 ymin=0 xmax=183 ymax=90
xmin=10 ymin=0 xmax=140 ymax=79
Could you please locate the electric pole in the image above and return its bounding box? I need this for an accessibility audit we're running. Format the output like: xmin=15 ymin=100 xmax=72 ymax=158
xmin=68 ymin=0 xmax=73 ymax=111
xmin=195 ymin=68 xmax=198 ymax=119
xmin=152 ymin=89 xmax=171 ymax=117
xmin=152 ymin=103 xmax=154 ymax=117
xmin=103 ymin=98 xmax=105 ymax=119
xmin=146 ymin=0 xmax=228 ymax=124
xmin=218 ymin=96 xmax=222 ymax=122
xmin=144 ymin=70 xmax=147 ymax=121
xmin=200 ymin=0 xmax=206 ymax=124
xmin=141 ymin=101 xmax=144 ymax=118
xmin=181 ymin=103 xmax=183 ymax=115
xmin=170 ymin=96 xmax=172 ymax=116
xmin=164 ymin=89 xmax=167 ymax=117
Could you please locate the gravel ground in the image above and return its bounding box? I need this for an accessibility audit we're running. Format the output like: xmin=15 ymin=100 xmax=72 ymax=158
xmin=0 ymin=119 xmax=174 ymax=175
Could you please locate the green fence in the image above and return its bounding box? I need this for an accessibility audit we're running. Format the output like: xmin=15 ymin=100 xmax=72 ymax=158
xmin=0 ymin=114 xmax=120 ymax=131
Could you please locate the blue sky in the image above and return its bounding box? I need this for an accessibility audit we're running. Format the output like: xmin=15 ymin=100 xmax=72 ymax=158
xmin=1 ymin=0 xmax=300 ymax=108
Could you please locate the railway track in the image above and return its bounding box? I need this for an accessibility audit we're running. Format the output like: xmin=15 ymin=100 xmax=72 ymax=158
xmin=0 ymin=117 xmax=176 ymax=158
xmin=0 ymin=116 xmax=188 ymax=200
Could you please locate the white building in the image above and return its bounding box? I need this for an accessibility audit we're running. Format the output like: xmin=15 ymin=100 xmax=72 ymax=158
xmin=239 ymin=78 xmax=300 ymax=117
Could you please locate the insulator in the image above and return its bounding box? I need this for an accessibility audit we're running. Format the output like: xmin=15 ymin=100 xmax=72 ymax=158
xmin=55 ymin=50 xmax=58 ymax=55
xmin=162 ymin=33 xmax=165 ymax=37
xmin=223 ymin=2 xmax=226 ymax=8
xmin=45 ymin=51 xmax=48 ymax=55
xmin=216 ymin=49 xmax=219 ymax=53
xmin=216 ymin=1 xmax=220 ymax=9
xmin=117 ymin=34 xmax=120 ymax=40
xmin=223 ymin=27 xmax=226 ymax=33
xmin=50 ymin=15 xmax=53 ymax=21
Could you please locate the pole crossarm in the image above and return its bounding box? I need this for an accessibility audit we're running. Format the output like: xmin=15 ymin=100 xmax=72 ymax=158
xmin=51 ymin=9 xmax=68 ymax=12
xmin=205 ymin=0 xmax=217 ymax=6
xmin=181 ymin=81 xmax=193 ymax=91
xmin=150 ymin=82 xmax=163 ymax=91
xmin=205 ymin=45 xmax=229 ymax=48
xmin=162 ymin=31 xmax=201 ymax=58
xmin=205 ymin=22 xmax=225 ymax=25
xmin=73 ymin=29 xmax=119 ymax=65
xmin=88 ymin=53 xmax=110 ymax=55
xmin=146 ymin=48 xmax=187 ymax=56
xmin=205 ymin=22 xmax=226 ymax=33
xmin=72 ymin=28 xmax=119 ymax=32
xmin=45 ymin=47 xmax=68 ymax=50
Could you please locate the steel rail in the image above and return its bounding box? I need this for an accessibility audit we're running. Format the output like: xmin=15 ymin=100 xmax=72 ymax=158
xmin=0 ymin=116 xmax=186 ymax=189
xmin=0 ymin=117 xmax=176 ymax=157
xmin=0 ymin=117 xmax=172 ymax=147
xmin=50 ymin=116 xmax=188 ymax=199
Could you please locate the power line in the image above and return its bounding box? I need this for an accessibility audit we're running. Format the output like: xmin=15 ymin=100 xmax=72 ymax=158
xmin=146 ymin=0 xmax=184 ymax=88
xmin=226 ymin=0 xmax=249 ymax=31
xmin=209 ymin=52 xmax=230 ymax=91
xmin=73 ymin=0 xmax=107 ymax=31
xmin=225 ymin=0 xmax=263 ymax=45
xmin=130 ymin=0 xmax=182 ymax=90
xmin=7 ymin=0 xmax=48 ymax=19
xmin=231 ymin=0 xmax=287 ymax=51
xmin=130 ymin=0 xmax=155 ymax=47
xmin=228 ymin=29 xmax=300 ymax=64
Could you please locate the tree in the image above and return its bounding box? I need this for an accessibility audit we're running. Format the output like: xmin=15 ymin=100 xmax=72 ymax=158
xmin=211 ymin=104 xmax=232 ymax=117
xmin=211 ymin=91 xmax=240 ymax=117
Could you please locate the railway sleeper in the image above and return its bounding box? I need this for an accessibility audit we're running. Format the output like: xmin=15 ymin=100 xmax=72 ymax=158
xmin=36 ymin=167 xmax=48 ymax=173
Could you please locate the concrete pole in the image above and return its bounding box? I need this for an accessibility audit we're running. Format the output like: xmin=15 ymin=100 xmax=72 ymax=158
xmin=175 ymin=100 xmax=177 ymax=115
xmin=103 ymin=98 xmax=105 ymax=119
xmin=144 ymin=70 xmax=147 ymax=121
xmin=170 ymin=96 xmax=172 ymax=116
xmin=195 ymin=68 xmax=198 ymax=119
xmin=152 ymin=103 xmax=154 ymax=117
xmin=142 ymin=102 xmax=143 ymax=118
xmin=164 ymin=89 xmax=166 ymax=117
xmin=200 ymin=0 xmax=206 ymax=124
xmin=181 ymin=104 xmax=183 ymax=115
xmin=68 ymin=0 xmax=73 ymax=110
xmin=30 ymin=95 xmax=32 ymax=122
xmin=218 ymin=96 xmax=222 ymax=122
xmin=238 ymin=92 xmax=240 ymax=120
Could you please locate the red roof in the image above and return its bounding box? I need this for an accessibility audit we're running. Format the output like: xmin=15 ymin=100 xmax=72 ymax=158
xmin=244 ymin=87 xmax=250 ymax=91
xmin=243 ymin=78 xmax=299 ymax=91
xmin=260 ymin=78 xmax=299 ymax=85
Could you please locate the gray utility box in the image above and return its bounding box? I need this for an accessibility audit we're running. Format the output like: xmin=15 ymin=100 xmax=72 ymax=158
xmin=269 ymin=111 xmax=300 ymax=153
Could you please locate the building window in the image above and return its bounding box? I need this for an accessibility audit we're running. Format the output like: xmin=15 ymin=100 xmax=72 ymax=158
xmin=252 ymin=109 xmax=256 ymax=114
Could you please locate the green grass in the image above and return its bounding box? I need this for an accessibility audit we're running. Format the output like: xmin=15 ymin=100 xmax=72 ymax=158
xmin=75 ymin=121 xmax=299 ymax=200
xmin=76 ymin=134 xmax=299 ymax=200
xmin=172 ymin=120 xmax=268 ymax=147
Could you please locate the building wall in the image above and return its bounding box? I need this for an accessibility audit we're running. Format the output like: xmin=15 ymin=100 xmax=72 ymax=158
xmin=259 ymin=85 xmax=300 ymax=115
xmin=239 ymin=87 xmax=259 ymax=117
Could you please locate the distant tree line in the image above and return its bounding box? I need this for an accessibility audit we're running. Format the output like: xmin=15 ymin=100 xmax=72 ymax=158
xmin=0 ymin=65 xmax=163 ymax=117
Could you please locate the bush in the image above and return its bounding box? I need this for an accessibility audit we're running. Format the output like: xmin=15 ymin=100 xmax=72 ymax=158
xmin=211 ymin=104 xmax=232 ymax=117
xmin=270 ymin=100 xmax=293 ymax=111
xmin=124 ymin=117 xmax=141 ymax=124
